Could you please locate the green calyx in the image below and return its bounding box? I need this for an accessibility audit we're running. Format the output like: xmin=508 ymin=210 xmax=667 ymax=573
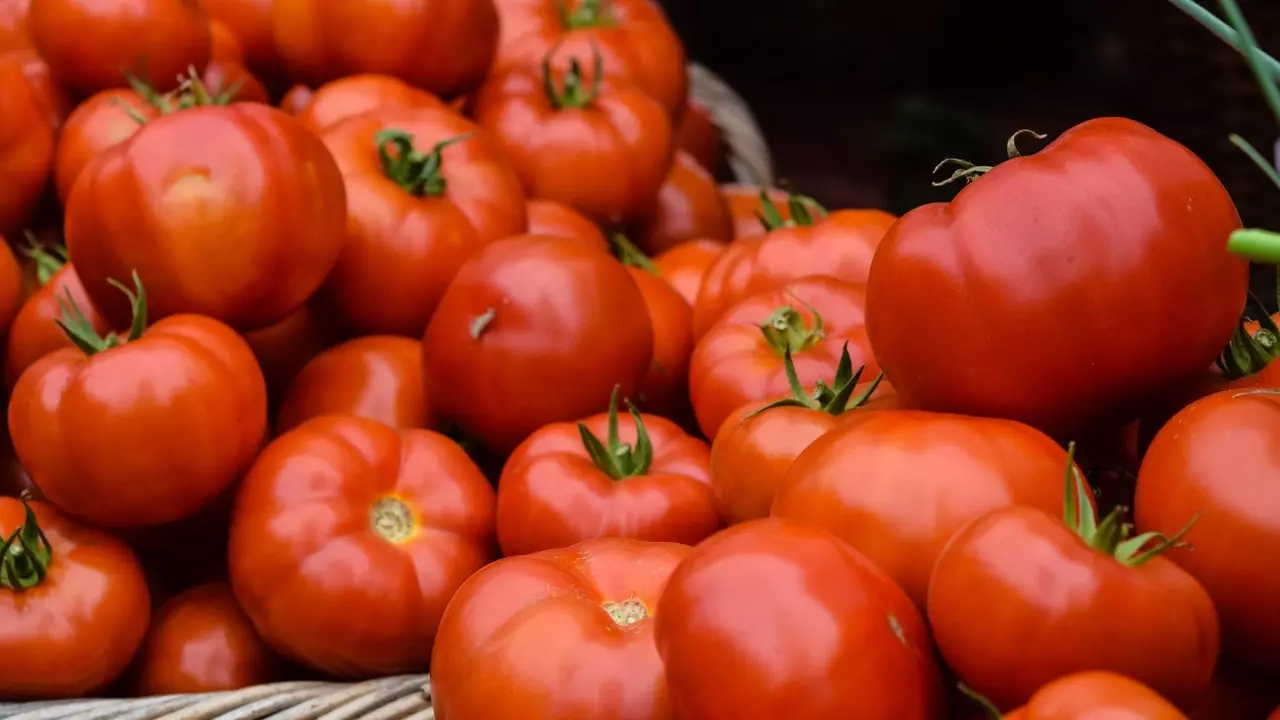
xmin=544 ymin=45 xmax=604 ymax=110
xmin=55 ymin=270 xmax=146 ymax=356
xmin=376 ymin=129 xmax=471 ymax=197
xmin=755 ymin=190 xmax=828 ymax=232
xmin=117 ymin=67 xmax=239 ymax=126
xmin=557 ymin=0 xmax=614 ymax=29
xmin=746 ymin=342 xmax=884 ymax=420
xmin=932 ymin=128 xmax=1048 ymax=187
xmin=0 ymin=493 xmax=54 ymax=592
xmin=759 ymin=301 xmax=826 ymax=356
xmin=21 ymin=232 xmax=68 ymax=287
xmin=958 ymin=683 xmax=1003 ymax=719
xmin=612 ymin=234 xmax=659 ymax=275
xmin=1217 ymin=292 xmax=1279 ymax=378
xmin=578 ymin=386 xmax=653 ymax=480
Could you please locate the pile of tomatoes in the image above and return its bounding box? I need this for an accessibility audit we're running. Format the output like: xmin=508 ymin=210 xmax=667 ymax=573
xmin=0 ymin=1 xmax=1278 ymax=719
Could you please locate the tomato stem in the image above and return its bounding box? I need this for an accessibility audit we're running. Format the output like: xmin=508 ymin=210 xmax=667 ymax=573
xmin=1228 ymin=228 xmax=1280 ymax=263
xmin=0 ymin=493 xmax=53 ymax=592
xmin=577 ymin=386 xmax=653 ymax=479
xmin=1004 ymin=129 xmax=1048 ymax=158
xmin=612 ymin=234 xmax=659 ymax=274
xmin=957 ymin=682 xmax=1004 ymax=720
xmin=557 ymin=0 xmax=614 ymax=28
xmin=54 ymin=271 xmax=145 ymax=356
xmin=755 ymin=190 xmax=827 ymax=232
xmin=758 ymin=301 xmax=825 ymax=356
xmin=1216 ymin=292 xmax=1279 ymax=378
xmin=746 ymin=343 xmax=882 ymax=419
xmin=543 ymin=45 xmax=604 ymax=110
xmin=933 ymin=129 xmax=1048 ymax=188
xmin=375 ymin=129 xmax=471 ymax=197
xmin=20 ymin=232 xmax=67 ymax=288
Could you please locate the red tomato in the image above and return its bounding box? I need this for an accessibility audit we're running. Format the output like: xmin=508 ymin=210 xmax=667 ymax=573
xmin=866 ymin=119 xmax=1247 ymax=438
xmin=1135 ymin=389 xmax=1280 ymax=674
xmin=652 ymin=237 xmax=725 ymax=306
xmin=689 ymin=275 xmax=875 ymax=440
xmin=200 ymin=0 xmax=277 ymax=78
xmin=13 ymin=48 xmax=69 ymax=129
xmin=676 ymin=98 xmax=720 ymax=173
xmin=277 ymin=335 xmax=431 ymax=435
xmin=0 ymin=50 xmax=53 ymax=235
xmin=0 ymin=239 xmax=22 ymax=337
xmin=432 ymin=537 xmax=688 ymax=719
xmin=53 ymin=88 xmax=160 ymax=204
xmin=633 ymin=150 xmax=731 ymax=256
xmin=1003 ymin=672 xmax=1188 ymax=720
xmin=626 ymin=266 xmax=695 ymax=419
xmin=241 ymin=303 xmax=336 ymax=404
xmin=773 ymin=410 xmax=1070 ymax=608
xmin=423 ymin=235 xmax=654 ymax=454
xmin=0 ymin=0 xmax=30 ymax=53
xmin=0 ymin=497 xmax=151 ymax=699
xmin=655 ymin=518 xmax=943 ymax=718
xmin=134 ymin=582 xmax=277 ymax=695
xmin=200 ymin=60 xmax=270 ymax=104
xmin=208 ymin=18 xmax=243 ymax=62
xmin=229 ymin=416 xmax=496 ymax=677
xmin=271 ymin=0 xmax=499 ymax=97
xmin=65 ymin=103 xmax=347 ymax=331
xmin=9 ymin=279 xmax=268 ymax=528
xmin=493 ymin=0 xmax=686 ymax=118
xmin=721 ymin=183 xmax=805 ymax=240
xmin=28 ymin=0 xmax=211 ymax=94
xmin=278 ymin=83 xmax=313 ymax=115
xmin=294 ymin=74 xmax=446 ymax=135
xmin=525 ymin=198 xmax=608 ymax=252
xmin=315 ymin=108 xmax=525 ymax=336
xmin=927 ymin=460 xmax=1219 ymax=709
xmin=4 ymin=260 xmax=107 ymax=387
xmin=473 ymin=50 xmax=673 ymax=224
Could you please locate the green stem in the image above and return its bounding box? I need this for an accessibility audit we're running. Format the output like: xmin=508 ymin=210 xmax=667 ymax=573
xmin=1218 ymin=0 xmax=1280 ymax=129
xmin=20 ymin=233 xmax=68 ymax=287
xmin=543 ymin=45 xmax=604 ymax=110
xmin=1216 ymin=292 xmax=1280 ymax=378
xmin=375 ymin=129 xmax=471 ymax=197
xmin=1167 ymin=0 xmax=1280 ymax=79
xmin=759 ymin=305 xmax=825 ymax=355
xmin=957 ymin=683 xmax=1003 ymax=720
xmin=745 ymin=342 xmax=881 ymax=419
xmin=1229 ymin=134 xmax=1280 ymax=192
xmin=755 ymin=191 xmax=827 ymax=231
xmin=54 ymin=271 xmax=146 ymax=355
xmin=612 ymin=234 xmax=659 ymax=274
xmin=577 ymin=387 xmax=653 ymax=479
xmin=0 ymin=494 xmax=53 ymax=592
xmin=1228 ymin=228 xmax=1280 ymax=262
xmin=559 ymin=0 xmax=613 ymax=28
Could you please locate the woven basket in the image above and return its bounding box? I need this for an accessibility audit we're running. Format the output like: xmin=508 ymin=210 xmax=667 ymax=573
xmin=0 ymin=61 xmax=769 ymax=720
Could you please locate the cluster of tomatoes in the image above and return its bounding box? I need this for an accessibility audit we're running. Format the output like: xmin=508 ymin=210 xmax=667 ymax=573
xmin=0 ymin=0 xmax=1278 ymax=719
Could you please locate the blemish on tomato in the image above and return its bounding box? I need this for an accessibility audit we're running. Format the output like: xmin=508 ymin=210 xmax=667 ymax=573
xmin=887 ymin=613 xmax=906 ymax=645
xmin=603 ymin=597 xmax=648 ymax=627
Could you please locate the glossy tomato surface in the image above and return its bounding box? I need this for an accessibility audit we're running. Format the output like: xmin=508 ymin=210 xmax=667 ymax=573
xmin=0 ymin=50 xmax=54 ymax=235
xmin=53 ymin=88 xmax=160 ymax=204
xmin=1004 ymin=671 xmax=1188 ymax=720
xmin=652 ymin=238 xmax=725 ymax=306
xmin=525 ymin=198 xmax=608 ymax=252
xmin=4 ymin=261 xmax=107 ymax=388
xmin=628 ymin=267 xmax=696 ymax=419
xmin=294 ymin=74 xmax=445 ymax=134
xmin=634 ymin=150 xmax=731 ymax=254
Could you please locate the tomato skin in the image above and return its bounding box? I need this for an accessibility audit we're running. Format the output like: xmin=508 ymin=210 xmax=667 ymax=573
xmin=0 ymin=498 xmax=151 ymax=699
xmin=209 ymin=19 xmax=243 ymax=62
xmin=294 ymin=74 xmax=445 ymax=135
xmin=0 ymin=50 xmax=53 ymax=235
xmin=473 ymin=63 xmax=672 ymax=225
xmin=229 ymin=417 xmax=496 ymax=677
xmin=241 ymin=303 xmax=336 ymax=404
xmin=0 ymin=239 xmax=22 ymax=337
xmin=13 ymin=48 xmax=69 ymax=129
xmin=655 ymin=518 xmax=943 ymax=719
xmin=652 ymin=237 xmax=725 ymax=306
xmin=676 ymin=99 xmax=719 ymax=173
xmin=4 ymin=262 xmax=107 ymax=388
xmin=65 ymin=104 xmax=347 ymax=331
xmin=927 ymin=505 xmax=1219 ymax=709
xmin=1135 ymin=390 xmax=1280 ymax=674
xmin=53 ymin=89 xmax=160 ymax=204
xmin=866 ymin=119 xmax=1247 ymax=438
xmin=0 ymin=0 xmax=31 ymax=54
xmin=525 ymin=198 xmax=608 ymax=252
xmin=28 ymin=0 xmax=211 ymax=94
xmin=1004 ymin=671 xmax=1188 ymax=720
xmin=9 ymin=314 xmax=268 ymax=528
xmin=432 ymin=537 xmax=687 ymax=720
xmin=200 ymin=0 xmax=277 ymax=79
xmin=423 ymin=235 xmax=654 ymax=454
xmin=316 ymin=107 xmax=525 ymax=337
xmin=628 ymin=267 xmax=695 ymax=419
xmin=278 ymin=83 xmax=313 ymax=115
xmin=134 ymin=582 xmax=277 ymax=695
xmin=634 ymin=150 xmax=731 ymax=255
xmin=278 ymin=335 xmax=431 ymax=435
xmin=721 ymin=184 xmax=790 ymax=240
xmin=201 ymin=60 xmax=269 ymax=104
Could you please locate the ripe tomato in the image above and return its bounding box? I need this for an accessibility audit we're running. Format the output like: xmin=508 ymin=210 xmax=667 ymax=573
xmin=272 ymin=0 xmax=499 ymax=97
xmin=278 ymin=335 xmax=431 ymax=435
xmin=655 ymin=518 xmax=943 ymax=719
xmin=721 ymin=183 xmax=807 ymax=240
xmin=0 ymin=0 xmax=30 ymax=54
xmin=242 ymin=304 xmax=335 ymax=404
xmin=200 ymin=0 xmax=276 ymax=78
xmin=9 ymin=278 xmax=268 ymax=528
xmin=423 ymin=235 xmax=654 ymax=453
xmin=689 ymin=275 xmax=875 ymax=440
xmin=315 ymin=108 xmax=525 ymax=337
xmin=927 ymin=459 xmax=1219 ymax=709
xmin=676 ymin=99 xmax=720 ymax=174
xmin=13 ymin=47 xmax=69 ymax=129
xmin=28 ymin=0 xmax=211 ymax=94
xmin=294 ymin=74 xmax=446 ymax=135
xmin=200 ymin=60 xmax=269 ymax=104
xmin=1002 ymin=672 xmax=1188 ymax=720
xmin=0 ymin=239 xmax=22 ymax=336
xmin=473 ymin=50 xmax=672 ymax=224
xmin=525 ymin=198 xmax=608 ymax=252
xmin=432 ymin=538 xmax=688 ymax=719
xmin=134 ymin=582 xmax=277 ymax=695
xmin=493 ymin=0 xmax=686 ymax=118
xmin=693 ymin=195 xmax=895 ymax=337
xmin=652 ymin=237 xmax=725 ymax=306
xmin=0 ymin=496 xmax=151 ymax=699
xmin=53 ymin=88 xmax=161 ymax=204
xmin=627 ymin=266 xmax=695 ymax=420
xmin=229 ymin=416 xmax=496 ymax=677
xmin=634 ymin=150 xmax=732 ymax=255
xmin=866 ymin=119 xmax=1247 ymax=438
xmin=773 ymin=410 xmax=1070 ymax=608
xmin=65 ymin=103 xmax=346 ymax=331
xmin=0 ymin=50 xmax=53 ymax=235
xmin=279 ymin=83 xmax=313 ymax=115
xmin=208 ymin=18 xmax=243 ymax=62
xmin=4 ymin=260 xmax=107 ymax=387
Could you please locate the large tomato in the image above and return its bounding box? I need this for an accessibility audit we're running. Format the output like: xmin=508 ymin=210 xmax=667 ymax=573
xmin=473 ymin=49 xmax=672 ymax=224
xmin=4 ymin=259 xmax=107 ymax=387
xmin=633 ymin=150 xmax=731 ymax=255
xmin=655 ymin=518 xmax=943 ymax=718
xmin=241 ymin=304 xmax=336 ymax=404
xmin=200 ymin=0 xmax=276 ymax=77
xmin=1003 ymin=671 xmax=1188 ymax=720
xmin=0 ymin=496 xmax=151 ymax=699
xmin=229 ymin=416 xmax=496 ymax=677
xmin=866 ymin=119 xmax=1248 ymax=438
xmin=65 ymin=103 xmax=347 ymax=331
xmin=271 ymin=0 xmax=499 ymax=97
xmin=9 ymin=278 xmax=268 ymax=528
xmin=689 ymin=275 xmax=875 ymax=440
xmin=0 ymin=0 xmax=30 ymax=53
xmin=315 ymin=107 xmax=526 ymax=336
xmin=676 ymin=99 xmax=720 ymax=173
xmin=0 ymin=50 xmax=53 ymax=235
xmin=493 ymin=0 xmax=686 ymax=118
xmin=277 ymin=335 xmax=431 ymax=435
xmin=432 ymin=538 xmax=688 ymax=719
xmin=28 ymin=0 xmax=210 ymax=94
xmin=423 ymin=235 xmax=654 ymax=453
xmin=653 ymin=237 xmax=725 ymax=306
xmin=294 ymin=74 xmax=446 ymax=135
xmin=525 ymin=198 xmax=608 ymax=251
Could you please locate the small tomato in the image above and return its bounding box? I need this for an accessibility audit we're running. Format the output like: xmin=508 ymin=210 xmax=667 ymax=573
xmin=652 ymin=237 xmax=725 ymax=306
xmin=53 ymin=87 xmax=161 ymax=204
xmin=633 ymin=150 xmax=732 ymax=255
xmin=4 ymin=259 xmax=107 ymax=388
xmin=676 ymin=99 xmax=720 ymax=174
xmin=1002 ymin=671 xmax=1188 ymax=720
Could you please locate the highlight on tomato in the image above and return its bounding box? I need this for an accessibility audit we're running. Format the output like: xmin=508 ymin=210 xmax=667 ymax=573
xmin=994 ymin=671 xmax=1189 ymax=720
xmin=293 ymin=74 xmax=447 ymax=135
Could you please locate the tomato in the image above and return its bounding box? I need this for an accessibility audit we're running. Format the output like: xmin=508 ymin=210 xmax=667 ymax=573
xmin=432 ymin=537 xmax=687 ymax=719
xmin=278 ymin=335 xmax=431 ymax=435
xmin=279 ymin=83 xmax=313 ymax=115
xmin=0 ymin=238 xmax=22 ymax=337
xmin=773 ymin=410 xmax=1070 ymax=608
xmin=721 ymin=183 xmax=807 ymax=240
xmin=0 ymin=50 xmax=53 ymax=235
xmin=652 ymin=237 xmax=725 ymax=306
xmin=199 ymin=0 xmax=277 ymax=78
xmin=201 ymin=60 xmax=270 ymax=104
xmin=9 ymin=278 xmax=268 ymax=528
xmin=28 ymin=0 xmax=211 ymax=94
xmin=134 ymin=582 xmax=277 ymax=695
xmin=525 ymin=198 xmax=608 ymax=252
xmin=242 ymin=304 xmax=336 ymax=403
xmin=676 ymin=98 xmax=719 ymax=174
xmin=634 ymin=150 xmax=731 ymax=255
xmin=229 ymin=416 xmax=496 ymax=677
xmin=927 ymin=459 xmax=1219 ymax=710
xmin=1002 ymin=672 xmax=1188 ymax=720
xmin=689 ymin=275 xmax=875 ymax=440
xmin=13 ymin=48 xmax=69 ymax=129
xmin=315 ymin=108 xmax=525 ymax=337
xmin=473 ymin=49 xmax=672 ymax=224
xmin=423 ymin=235 xmax=654 ymax=454
xmin=1135 ymin=389 xmax=1280 ymax=675
xmin=693 ymin=196 xmax=896 ymax=337
xmin=5 ymin=261 xmax=108 ymax=388
xmin=271 ymin=0 xmax=499 ymax=97
xmin=0 ymin=496 xmax=151 ymax=699
xmin=866 ymin=120 xmax=1247 ymax=438
xmin=655 ymin=518 xmax=943 ymax=719
xmin=53 ymin=88 xmax=160 ymax=204
xmin=209 ymin=18 xmax=243 ymax=62
xmin=65 ymin=103 xmax=347 ymax=331
xmin=628 ymin=266 xmax=695 ymax=420
xmin=0 ymin=0 xmax=30 ymax=53
xmin=294 ymin=74 xmax=446 ymax=135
